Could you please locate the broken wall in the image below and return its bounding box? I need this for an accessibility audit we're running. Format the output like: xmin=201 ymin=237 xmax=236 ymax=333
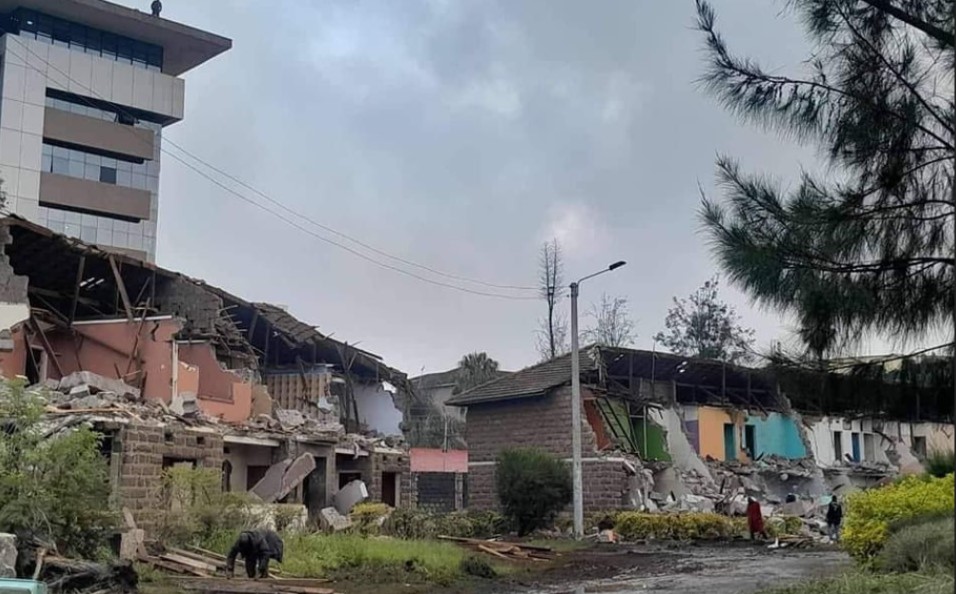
xmin=45 ymin=317 xmax=180 ymax=400
xmin=176 ymin=342 xmax=252 ymax=422
xmin=910 ymin=421 xmax=955 ymax=455
xmin=746 ymin=412 xmax=807 ymax=459
xmin=649 ymin=407 xmax=712 ymax=480
xmin=224 ymin=441 xmax=280 ymax=492
xmin=696 ymin=406 xmax=739 ymax=461
xmin=263 ymin=367 xmax=337 ymax=423
xmin=354 ymin=381 xmax=403 ymax=435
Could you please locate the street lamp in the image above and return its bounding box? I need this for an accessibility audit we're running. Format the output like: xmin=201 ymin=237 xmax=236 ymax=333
xmin=569 ymin=260 xmax=626 ymax=539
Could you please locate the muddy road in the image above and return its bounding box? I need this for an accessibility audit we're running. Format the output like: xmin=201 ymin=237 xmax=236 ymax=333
xmin=500 ymin=542 xmax=850 ymax=594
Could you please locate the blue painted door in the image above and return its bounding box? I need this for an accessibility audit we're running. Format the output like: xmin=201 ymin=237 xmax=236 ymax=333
xmin=851 ymin=432 xmax=861 ymax=462
xmin=724 ymin=423 xmax=736 ymax=461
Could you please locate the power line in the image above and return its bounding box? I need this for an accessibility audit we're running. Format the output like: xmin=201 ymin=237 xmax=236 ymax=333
xmin=5 ymin=42 xmax=541 ymax=300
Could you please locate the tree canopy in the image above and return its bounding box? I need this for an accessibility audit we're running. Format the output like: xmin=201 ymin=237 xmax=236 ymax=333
xmin=582 ymin=293 xmax=637 ymax=348
xmin=655 ymin=276 xmax=756 ymax=364
xmin=696 ymin=0 xmax=954 ymax=358
xmin=454 ymin=352 xmax=501 ymax=394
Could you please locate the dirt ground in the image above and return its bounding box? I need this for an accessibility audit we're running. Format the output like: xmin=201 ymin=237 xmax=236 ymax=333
xmin=143 ymin=541 xmax=850 ymax=594
xmin=499 ymin=541 xmax=850 ymax=594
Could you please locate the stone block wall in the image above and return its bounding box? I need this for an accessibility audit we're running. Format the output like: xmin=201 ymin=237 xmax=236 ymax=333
xmin=465 ymin=386 xmax=599 ymax=463
xmin=467 ymin=459 xmax=631 ymax=512
xmin=367 ymin=451 xmax=415 ymax=508
xmin=115 ymin=422 xmax=223 ymax=531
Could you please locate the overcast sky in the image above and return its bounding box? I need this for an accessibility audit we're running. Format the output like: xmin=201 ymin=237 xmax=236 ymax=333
xmin=146 ymin=0 xmax=893 ymax=375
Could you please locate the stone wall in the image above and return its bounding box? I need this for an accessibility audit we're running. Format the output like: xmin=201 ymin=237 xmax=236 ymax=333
xmin=465 ymin=386 xmax=599 ymax=463
xmin=111 ymin=421 xmax=223 ymax=531
xmin=367 ymin=451 xmax=415 ymax=508
xmin=467 ymin=458 xmax=632 ymax=512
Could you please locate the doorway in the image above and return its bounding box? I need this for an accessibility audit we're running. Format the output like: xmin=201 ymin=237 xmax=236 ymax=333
xmin=851 ymin=433 xmax=861 ymax=462
xmin=743 ymin=424 xmax=756 ymax=459
xmin=381 ymin=472 xmax=399 ymax=507
xmin=723 ymin=424 xmax=736 ymax=461
xmin=833 ymin=431 xmax=843 ymax=461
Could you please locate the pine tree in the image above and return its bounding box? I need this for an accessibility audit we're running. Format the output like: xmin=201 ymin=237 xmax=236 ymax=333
xmin=695 ymin=0 xmax=954 ymax=357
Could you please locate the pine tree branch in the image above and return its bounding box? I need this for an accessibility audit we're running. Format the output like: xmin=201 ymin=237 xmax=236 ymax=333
xmin=858 ymin=0 xmax=955 ymax=47
xmin=835 ymin=3 xmax=955 ymax=136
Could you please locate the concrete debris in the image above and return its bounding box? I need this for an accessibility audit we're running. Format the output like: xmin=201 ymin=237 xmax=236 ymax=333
xmin=319 ymin=507 xmax=352 ymax=532
xmin=249 ymin=459 xmax=293 ymax=503
xmin=274 ymin=408 xmax=307 ymax=429
xmin=56 ymin=371 xmax=141 ymax=400
xmin=779 ymin=500 xmax=815 ymax=518
xmin=0 ymin=533 xmax=15 ymax=578
xmin=333 ymin=479 xmax=368 ymax=515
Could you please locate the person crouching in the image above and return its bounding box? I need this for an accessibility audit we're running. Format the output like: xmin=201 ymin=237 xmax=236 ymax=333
xmin=225 ymin=529 xmax=284 ymax=579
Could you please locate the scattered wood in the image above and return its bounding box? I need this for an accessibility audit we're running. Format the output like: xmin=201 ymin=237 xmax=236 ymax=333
xmin=32 ymin=548 xmax=46 ymax=580
xmin=175 ymin=576 xmax=339 ymax=594
xmin=437 ymin=535 xmax=557 ymax=562
xmin=160 ymin=552 xmax=220 ymax=574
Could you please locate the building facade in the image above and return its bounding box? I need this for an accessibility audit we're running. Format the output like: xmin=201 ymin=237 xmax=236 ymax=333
xmin=0 ymin=1 xmax=230 ymax=261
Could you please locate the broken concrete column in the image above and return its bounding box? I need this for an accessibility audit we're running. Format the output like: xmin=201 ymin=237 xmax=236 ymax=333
xmin=333 ymin=480 xmax=368 ymax=515
xmin=0 ymin=533 xmax=17 ymax=578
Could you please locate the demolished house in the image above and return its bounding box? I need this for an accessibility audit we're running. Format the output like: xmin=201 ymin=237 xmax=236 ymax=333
xmin=0 ymin=216 xmax=416 ymax=533
xmin=448 ymin=345 xmax=953 ymax=515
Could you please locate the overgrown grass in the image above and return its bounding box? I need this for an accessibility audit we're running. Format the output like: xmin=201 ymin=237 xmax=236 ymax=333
xmin=877 ymin=516 xmax=954 ymax=574
xmin=758 ymin=571 xmax=954 ymax=594
xmin=277 ymin=533 xmax=471 ymax=585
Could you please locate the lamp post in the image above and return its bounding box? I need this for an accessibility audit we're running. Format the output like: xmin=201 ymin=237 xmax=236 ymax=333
xmin=570 ymin=260 xmax=626 ymax=539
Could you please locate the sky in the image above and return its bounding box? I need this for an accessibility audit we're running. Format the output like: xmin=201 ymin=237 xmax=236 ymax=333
xmin=145 ymin=0 xmax=894 ymax=376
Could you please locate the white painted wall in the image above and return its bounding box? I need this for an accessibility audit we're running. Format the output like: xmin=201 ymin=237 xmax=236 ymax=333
xmin=650 ymin=406 xmax=712 ymax=481
xmin=224 ymin=443 xmax=277 ymax=492
xmin=354 ymin=381 xmax=404 ymax=435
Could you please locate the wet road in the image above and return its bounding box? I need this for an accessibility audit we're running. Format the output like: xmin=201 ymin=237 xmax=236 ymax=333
xmin=522 ymin=545 xmax=849 ymax=594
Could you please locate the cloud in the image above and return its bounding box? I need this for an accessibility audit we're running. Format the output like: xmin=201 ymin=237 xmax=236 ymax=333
xmin=540 ymin=202 xmax=608 ymax=257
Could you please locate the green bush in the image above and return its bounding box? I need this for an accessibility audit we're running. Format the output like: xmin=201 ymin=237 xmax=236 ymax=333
xmin=876 ymin=516 xmax=954 ymax=574
xmin=350 ymin=502 xmax=391 ymax=536
xmin=380 ymin=508 xmax=506 ymax=540
xmin=842 ymin=473 xmax=954 ymax=561
xmin=459 ymin=555 xmax=496 ymax=579
xmin=156 ymin=466 xmax=254 ymax=547
xmin=614 ymin=512 xmax=802 ymax=542
xmin=0 ymin=379 xmax=117 ymax=557
xmin=495 ymin=448 xmax=571 ymax=536
xmin=924 ymin=450 xmax=954 ymax=479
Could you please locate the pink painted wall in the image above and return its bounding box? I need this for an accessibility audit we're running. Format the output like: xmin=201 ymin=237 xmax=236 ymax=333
xmin=177 ymin=343 xmax=252 ymax=423
xmin=0 ymin=325 xmax=29 ymax=379
xmin=46 ymin=318 xmax=180 ymax=402
xmin=410 ymin=448 xmax=468 ymax=473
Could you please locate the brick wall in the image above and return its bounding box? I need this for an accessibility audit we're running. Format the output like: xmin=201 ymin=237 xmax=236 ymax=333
xmin=465 ymin=386 xmax=599 ymax=463
xmin=467 ymin=459 xmax=630 ymax=512
xmin=365 ymin=451 xmax=415 ymax=508
xmin=115 ymin=422 xmax=223 ymax=531
xmin=464 ymin=386 xmax=630 ymax=513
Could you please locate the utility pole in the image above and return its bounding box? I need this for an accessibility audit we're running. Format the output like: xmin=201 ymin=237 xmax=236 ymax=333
xmin=570 ymin=260 xmax=626 ymax=539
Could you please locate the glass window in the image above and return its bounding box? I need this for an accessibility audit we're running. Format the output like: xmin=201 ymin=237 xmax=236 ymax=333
xmin=100 ymin=167 xmax=116 ymax=184
xmin=96 ymin=227 xmax=111 ymax=244
xmin=131 ymin=172 xmax=145 ymax=190
xmin=47 ymin=208 xmax=64 ymax=222
xmin=80 ymin=225 xmax=96 ymax=243
xmin=52 ymin=146 xmax=69 ymax=159
xmin=51 ymin=157 xmax=69 ymax=175
xmin=101 ymin=33 xmax=117 ymax=61
xmin=116 ymin=170 xmax=131 ymax=187
xmin=41 ymin=154 xmax=51 ymax=172
xmin=117 ymin=38 xmax=132 ymax=64
xmin=68 ymin=160 xmax=84 ymax=178
xmin=84 ymin=163 xmax=98 ymax=180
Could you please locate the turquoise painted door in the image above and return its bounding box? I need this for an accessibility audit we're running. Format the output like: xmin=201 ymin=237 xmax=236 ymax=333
xmin=724 ymin=423 xmax=736 ymax=461
xmin=851 ymin=432 xmax=861 ymax=462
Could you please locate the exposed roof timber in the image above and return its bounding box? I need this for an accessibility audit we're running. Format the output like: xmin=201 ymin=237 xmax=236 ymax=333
xmin=0 ymin=216 xmax=405 ymax=383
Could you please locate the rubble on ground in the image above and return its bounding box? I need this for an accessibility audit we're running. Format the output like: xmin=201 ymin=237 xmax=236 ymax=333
xmin=0 ymin=533 xmax=15 ymax=578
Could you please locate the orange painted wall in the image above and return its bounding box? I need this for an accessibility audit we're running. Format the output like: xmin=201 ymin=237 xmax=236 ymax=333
xmin=0 ymin=325 xmax=29 ymax=379
xmin=177 ymin=343 xmax=252 ymax=423
xmin=45 ymin=318 xmax=180 ymax=402
xmin=697 ymin=406 xmax=733 ymax=461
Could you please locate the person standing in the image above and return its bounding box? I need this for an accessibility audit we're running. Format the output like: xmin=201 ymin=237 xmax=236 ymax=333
xmin=746 ymin=497 xmax=769 ymax=541
xmin=826 ymin=495 xmax=843 ymax=542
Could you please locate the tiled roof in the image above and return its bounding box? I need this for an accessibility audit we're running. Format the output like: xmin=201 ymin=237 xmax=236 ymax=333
xmin=445 ymin=349 xmax=599 ymax=406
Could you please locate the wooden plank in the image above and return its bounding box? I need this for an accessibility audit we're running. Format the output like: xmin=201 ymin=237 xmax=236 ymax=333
xmin=175 ymin=577 xmax=328 ymax=587
xmin=477 ymin=544 xmax=510 ymax=560
xmin=108 ymin=255 xmax=134 ymax=321
xmin=69 ymin=255 xmax=86 ymax=326
xmin=183 ymin=545 xmax=227 ymax=561
xmin=168 ymin=548 xmax=227 ymax=569
xmin=160 ymin=552 xmax=218 ymax=574
xmin=141 ymin=556 xmax=208 ymax=577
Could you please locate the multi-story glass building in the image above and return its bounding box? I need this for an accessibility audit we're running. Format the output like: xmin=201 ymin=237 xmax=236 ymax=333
xmin=0 ymin=1 xmax=230 ymax=261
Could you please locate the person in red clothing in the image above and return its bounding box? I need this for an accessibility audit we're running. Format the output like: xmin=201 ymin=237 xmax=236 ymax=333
xmin=746 ymin=497 xmax=769 ymax=541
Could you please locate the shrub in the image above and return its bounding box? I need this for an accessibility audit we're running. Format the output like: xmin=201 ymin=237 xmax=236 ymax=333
xmin=459 ymin=556 xmax=496 ymax=579
xmin=760 ymin=571 xmax=954 ymax=594
xmin=842 ymin=473 xmax=954 ymax=561
xmin=924 ymin=450 xmax=954 ymax=479
xmin=156 ymin=466 xmax=254 ymax=547
xmin=350 ymin=502 xmax=391 ymax=535
xmin=495 ymin=448 xmax=572 ymax=536
xmin=616 ymin=512 xmax=735 ymax=541
xmin=876 ymin=516 xmax=954 ymax=574
xmin=0 ymin=380 xmax=117 ymax=557
xmin=466 ymin=510 xmax=509 ymax=538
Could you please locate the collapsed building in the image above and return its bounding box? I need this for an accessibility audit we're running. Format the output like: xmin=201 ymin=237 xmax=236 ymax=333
xmin=0 ymin=216 xmax=418 ymax=532
xmin=448 ymin=345 xmax=954 ymax=514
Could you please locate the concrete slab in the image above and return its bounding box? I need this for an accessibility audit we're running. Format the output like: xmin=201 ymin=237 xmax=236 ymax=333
xmin=250 ymin=459 xmax=292 ymax=503
xmin=333 ymin=480 xmax=368 ymax=515
xmin=274 ymin=453 xmax=316 ymax=502
xmin=319 ymin=507 xmax=352 ymax=532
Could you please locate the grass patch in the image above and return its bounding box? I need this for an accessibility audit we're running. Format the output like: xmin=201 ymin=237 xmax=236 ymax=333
xmin=759 ymin=571 xmax=954 ymax=594
xmin=877 ymin=517 xmax=954 ymax=574
xmin=278 ymin=533 xmax=472 ymax=585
